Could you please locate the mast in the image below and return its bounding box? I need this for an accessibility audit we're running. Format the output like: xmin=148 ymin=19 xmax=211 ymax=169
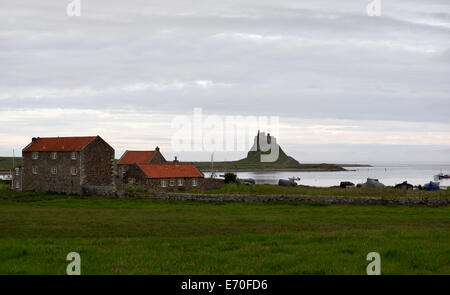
xmin=210 ymin=152 xmax=214 ymax=177
xmin=12 ymin=149 xmax=15 ymax=189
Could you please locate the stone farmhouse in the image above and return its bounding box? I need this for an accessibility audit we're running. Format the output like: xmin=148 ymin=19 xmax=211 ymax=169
xmin=12 ymin=136 xmax=223 ymax=195
xmin=117 ymin=147 xmax=166 ymax=177
xmin=124 ymin=162 xmax=206 ymax=191
xmin=13 ymin=136 xmax=115 ymax=195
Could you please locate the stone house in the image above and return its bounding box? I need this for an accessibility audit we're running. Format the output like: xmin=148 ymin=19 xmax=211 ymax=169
xmin=13 ymin=136 xmax=115 ymax=195
xmin=117 ymin=147 xmax=166 ymax=177
xmin=123 ymin=162 xmax=223 ymax=191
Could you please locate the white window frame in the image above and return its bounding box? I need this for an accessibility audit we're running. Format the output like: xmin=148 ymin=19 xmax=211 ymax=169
xmin=15 ymin=181 xmax=20 ymax=189
xmin=50 ymin=152 xmax=57 ymax=160
xmin=169 ymin=179 xmax=175 ymax=187
xmin=32 ymin=152 xmax=39 ymax=160
xmin=178 ymin=178 xmax=183 ymax=186
xmin=161 ymin=179 xmax=167 ymax=187
xmin=15 ymin=168 xmax=20 ymax=176
xmin=32 ymin=166 xmax=38 ymax=175
xmin=71 ymin=167 xmax=77 ymax=175
xmin=192 ymin=178 xmax=197 ymax=187
xmin=51 ymin=167 xmax=57 ymax=175
xmin=71 ymin=152 xmax=77 ymax=160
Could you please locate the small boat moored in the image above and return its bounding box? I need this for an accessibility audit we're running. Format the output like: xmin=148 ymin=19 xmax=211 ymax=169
xmin=279 ymin=177 xmax=300 ymax=187
xmin=424 ymin=181 xmax=440 ymax=191
xmin=434 ymin=173 xmax=450 ymax=181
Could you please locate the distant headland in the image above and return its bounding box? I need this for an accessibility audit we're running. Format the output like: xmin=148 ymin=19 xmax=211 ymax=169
xmin=193 ymin=131 xmax=371 ymax=172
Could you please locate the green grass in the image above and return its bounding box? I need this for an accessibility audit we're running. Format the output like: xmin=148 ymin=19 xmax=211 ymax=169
xmin=201 ymin=183 xmax=450 ymax=199
xmin=0 ymin=157 xmax=21 ymax=171
xmin=0 ymin=185 xmax=449 ymax=274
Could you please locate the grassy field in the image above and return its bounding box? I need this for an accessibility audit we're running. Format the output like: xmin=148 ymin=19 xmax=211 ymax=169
xmin=0 ymin=157 xmax=21 ymax=171
xmin=0 ymin=183 xmax=449 ymax=274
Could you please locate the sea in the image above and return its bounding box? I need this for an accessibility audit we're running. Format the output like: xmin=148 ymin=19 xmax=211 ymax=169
xmin=206 ymin=163 xmax=450 ymax=188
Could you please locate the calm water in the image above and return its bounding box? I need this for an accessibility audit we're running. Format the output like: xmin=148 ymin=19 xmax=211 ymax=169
xmin=207 ymin=163 xmax=450 ymax=188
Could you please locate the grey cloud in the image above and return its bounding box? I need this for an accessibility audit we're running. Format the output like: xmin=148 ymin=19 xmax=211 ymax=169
xmin=1 ymin=0 xmax=450 ymax=160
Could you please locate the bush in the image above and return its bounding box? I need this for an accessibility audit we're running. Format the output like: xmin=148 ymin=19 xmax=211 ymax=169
xmin=224 ymin=172 xmax=238 ymax=184
xmin=125 ymin=184 xmax=147 ymax=193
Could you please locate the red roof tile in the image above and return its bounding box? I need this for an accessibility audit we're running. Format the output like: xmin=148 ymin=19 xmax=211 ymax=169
xmin=138 ymin=163 xmax=203 ymax=179
xmin=23 ymin=136 xmax=96 ymax=152
xmin=117 ymin=151 xmax=156 ymax=165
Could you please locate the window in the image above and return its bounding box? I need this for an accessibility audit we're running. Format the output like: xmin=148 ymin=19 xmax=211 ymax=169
xmin=71 ymin=167 xmax=77 ymax=175
xmin=32 ymin=152 xmax=39 ymax=159
xmin=51 ymin=167 xmax=57 ymax=175
xmin=15 ymin=168 xmax=20 ymax=176
xmin=192 ymin=178 xmax=198 ymax=187
xmin=32 ymin=166 xmax=38 ymax=175
xmin=161 ymin=179 xmax=167 ymax=187
xmin=169 ymin=179 xmax=175 ymax=186
xmin=178 ymin=178 xmax=183 ymax=186
xmin=15 ymin=181 xmax=20 ymax=189
xmin=51 ymin=152 xmax=57 ymax=160
xmin=71 ymin=152 xmax=77 ymax=160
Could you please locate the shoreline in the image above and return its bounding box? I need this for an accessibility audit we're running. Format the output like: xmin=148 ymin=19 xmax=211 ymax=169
xmin=199 ymin=168 xmax=352 ymax=172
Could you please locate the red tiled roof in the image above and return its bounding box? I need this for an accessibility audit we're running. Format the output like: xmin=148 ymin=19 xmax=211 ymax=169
xmin=117 ymin=151 xmax=156 ymax=165
xmin=138 ymin=163 xmax=203 ymax=179
xmin=23 ymin=136 xmax=96 ymax=152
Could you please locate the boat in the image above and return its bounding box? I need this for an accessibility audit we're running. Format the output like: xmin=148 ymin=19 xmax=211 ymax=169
xmin=278 ymin=179 xmax=297 ymax=187
xmin=278 ymin=177 xmax=300 ymax=187
xmin=434 ymin=172 xmax=450 ymax=180
xmin=424 ymin=181 xmax=440 ymax=191
xmin=288 ymin=177 xmax=301 ymax=182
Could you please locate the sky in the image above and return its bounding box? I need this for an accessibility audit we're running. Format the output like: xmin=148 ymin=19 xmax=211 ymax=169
xmin=0 ymin=0 xmax=449 ymax=163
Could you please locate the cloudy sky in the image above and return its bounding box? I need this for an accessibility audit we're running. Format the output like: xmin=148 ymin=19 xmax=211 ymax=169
xmin=1 ymin=0 xmax=449 ymax=163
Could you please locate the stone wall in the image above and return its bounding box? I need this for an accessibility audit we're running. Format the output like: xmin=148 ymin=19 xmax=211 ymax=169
xmin=122 ymin=164 xmax=147 ymax=187
xmin=80 ymin=137 xmax=115 ymax=194
xmin=122 ymin=164 xmax=224 ymax=192
xmin=22 ymin=150 xmax=82 ymax=194
xmin=150 ymin=150 xmax=166 ymax=164
xmin=198 ymin=178 xmax=224 ymax=190
xmin=81 ymin=184 xmax=116 ymax=196
xmin=152 ymin=193 xmax=450 ymax=206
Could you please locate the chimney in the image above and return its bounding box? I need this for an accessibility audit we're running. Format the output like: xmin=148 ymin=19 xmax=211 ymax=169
xmin=267 ymin=133 xmax=271 ymax=144
xmin=174 ymin=156 xmax=179 ymax=166
xmin=32 ymin=137 xmax=38 ymax=143
xmin=155 ymin=146 xmax=160 ymax=152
